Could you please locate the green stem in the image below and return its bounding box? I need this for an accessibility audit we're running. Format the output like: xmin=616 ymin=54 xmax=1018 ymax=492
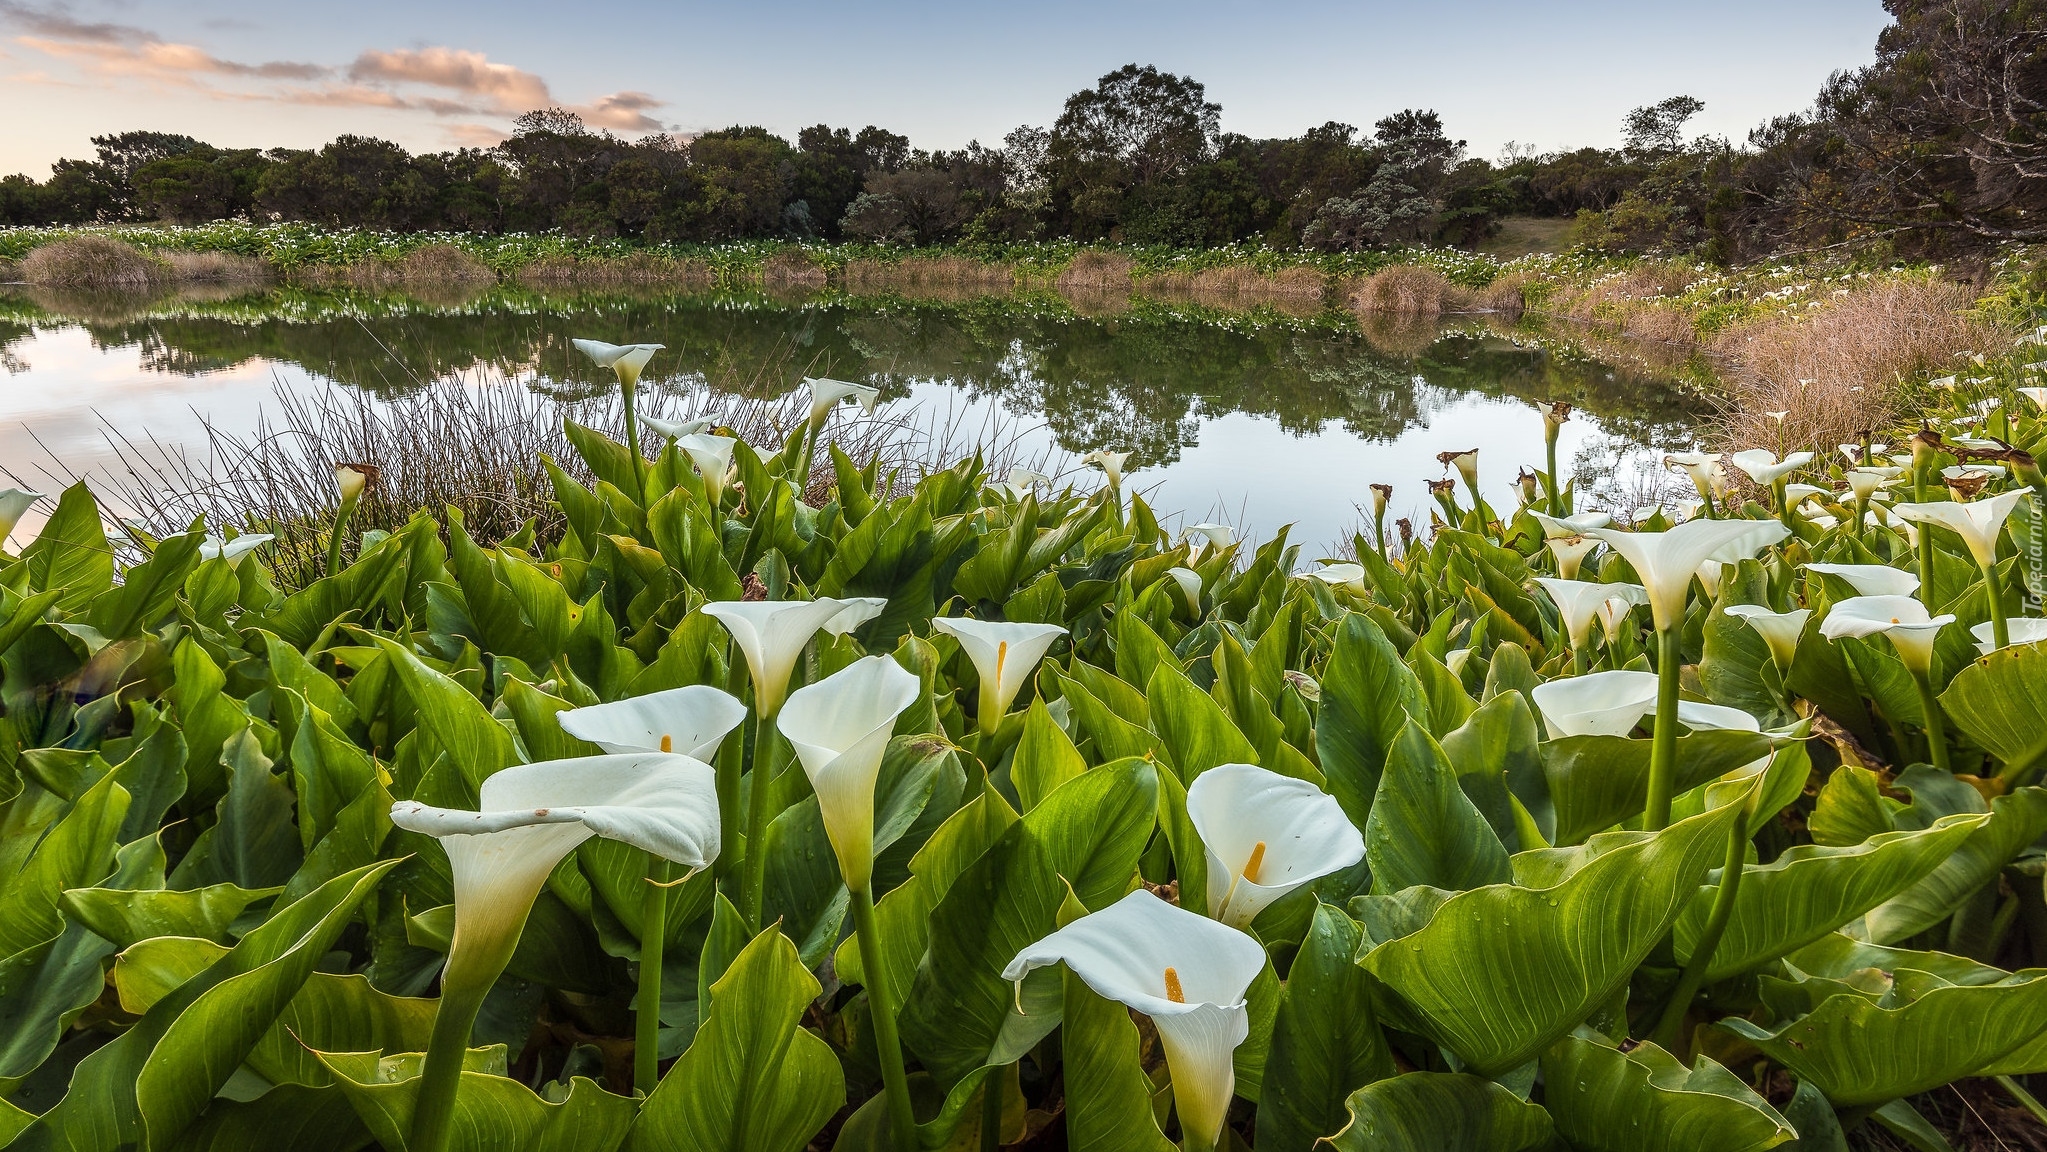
xmin=1646 ymin=627 xmax=1682 ymax=830
xmin=327 ymin=492 xmax=359 ymax=578
xmin=1702 ymin=490 xmax=1718 ymax=520
xmin=1907 ymin=665 xmax=1952 ymax=773
xmin=1853 ymin=495 xmax=1868 ymax=541
xmin=1373 ymin=512 xmax=1388 ymax=560
xmin=1571 ymin=640 xmax=1588 ymax=677
xmin=1773 ymin=479 xmax=1792 ymax=529
xmin=1997 ymin=1075 xmax=2047 ymax=1127
xmin=712 ymin=693 xmax=743 ymax=884
xmin=1981 ymin=557 xmax=2010 ymax=651
xmin=636 ymin=852 xmax=669 ymax=1095
xmin=411 ymin=944 xmax=505 ymax=1152
xmin=1546 ymin=434 xmax=1563 ymax=515
xmin=1915 ymin=480 xmax=1937 ymax=596
xmin=980 ymin=1067 xmax=1004 ymax=1151
xmin=851 ymin=883 xmax=918 ymax=1151
xmin=621 ymin=382 xmax=649 ymax=503
xmin=742 ymin=708 xmax=782 ymax=932
xmin=1651 ymin=804 xmax=1749 ymax=1053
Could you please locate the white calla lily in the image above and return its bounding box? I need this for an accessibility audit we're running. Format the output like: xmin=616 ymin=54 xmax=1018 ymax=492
xmin=1004 ymin=890 xmax=1265 ymax=1152
xmin=1082 ymin=449 xmax=1131 ymax=489
xmin=1008 ymin=466 xmax=1052 ymax=491
xmin=334 ymin=464 xmax=375 ymax=503
xmin=1942 ymin=464 xmax=2007 ymax=482
xmin=1819 ymin=595 xmax=1955 ymax=675
xmin=1730 ymin=449 xmax=1815 ymax=486
xmin=640 ymin=414 xmax=713 ymax=442
xmin=556 ymin=685 xmax=748 ymax=759
xmin=1649 ymin=697 xmax=1761 ymax=733
xmin=2020 ymin=387 xmax=2047 ymax=412
xmin=1723 ymin=605 xmax=1811 ymax=671
xmin=0 ymin=487 xmax=41 ymax=544
xmin=1844 ymin=469 xmax=1896 ymax=501
xmin=199 ymin=533 xmax=274 ymax=568
xmin=703 ymin=597 xmax=874 ymax=718
xmin=1588 ymin=519 xmax=1791 ymax=632
xmin=930 ymin=617 xmax=1067 ymax=732
xmin=821 ymin=596 xmax=889 ymax=638
xmin=1806 ymin=562 xmax=1920 ymax=597
xmin=1167 ymin=566 xmax=1205 ymax=616
xmin=675 ymin=433 xmax=738 ymax=507
xmin=1892 ymin=490 xmax=2028 ymax=567
xmin=778 ymin=655 xmax=921 ymax=891
xmin=1784 ymin=483 xmax=1829 ymax=507
xmin=571 ymin=339 xmax=663 ymax=387
xmin=1974 ymin=618 xmax=2047 ymax=654
xmin=1531 ymin=510 xmax=1613 ymax=539
xmin=1547 ymin=534 xmax=1601 ymax=578
xmin=1307 ymin=562 xmax=1367 ymax=593
xmin=1529 ymin=669 xmax=1661 ymax=738
xmin=1186 ymin=763 xmax=1362 ymax=929
xmin=804 ymin=377 xmax=881 ymax=424
xmin=1184 ymin=522 xmax=1236 ymax=553
xmin=1535 ymin=578 xmax=1648 ymax=654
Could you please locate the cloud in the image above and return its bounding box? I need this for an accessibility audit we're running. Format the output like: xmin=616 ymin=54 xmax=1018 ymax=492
xmin=348 ymin=47 xmax=550 ymax=112
xmin=1 ymin=3 xmax=327 ymax=81
xmin=0 ymin=0 xmax=152 ymax=45
xmin=572 ymin=90 xmax=664 ymax=132
xmin=445 ymin=122 xmax=510 ymax=149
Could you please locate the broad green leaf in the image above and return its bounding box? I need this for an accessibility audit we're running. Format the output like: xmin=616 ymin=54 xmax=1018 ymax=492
xmin=61 ymin=881 xmax=275 ymax=950
xmin=1541 ymin=1035 xmax=1795 ymax=1152
xmin=373 ymin=636 xmax=518 ymax=793
xmin=0 ymin=771 xmax=128 ymax=958
xmin=1367 ymin=719 xmax=1510 ymax=893
xmin=1146 ymin=660 xmax=1259 ymax=782
xmin=1021 ymin=757 xmax=1156 ymax=911
xmin=1541 ymin=729 xmax=1775 ymax=846
xmin=629 ymin=927 xmax=845 ymax=1152
xmin=1255 ymin=904 xmax=1396 ymax=1152
xmin=1440 ymin=690 xmax=1541 ymax=851
xmin=1672 ymin=816 xmax=1985 ymax=981
xmin=1862 ymin=785 xmax=2047 ymax=944
xmin=321 ymin=1045 xmax=636 ymax=1152
xmin=1320 ymin=1073 xmax=1553 ymax=1152
xmin=1059 ymin=968 xmax=1176 ymax=1152
xmin=1362 ymin=803 xmax=1738 ymax=1074
xmin=1942 ymin=643 xmax=2047 ymax=778
xmin=1011 ymin=697 xmax=1085 ymax=812
xmin=22 ymin=483 xmax=112 ymax=613
xmin=1317 ymin=614 xmax=1428 ymax=830
xmin=166 ymin=636 xmax=251 ymax=803
xmin=165 ymin=1083 xmax=371 ymax=1152
xmin=9 ymin=859 xmax=399 ymax=1152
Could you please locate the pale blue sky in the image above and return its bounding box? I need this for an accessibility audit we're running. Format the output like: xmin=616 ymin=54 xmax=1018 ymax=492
xmin=0 ymin=0 xmax=1892 ymax=174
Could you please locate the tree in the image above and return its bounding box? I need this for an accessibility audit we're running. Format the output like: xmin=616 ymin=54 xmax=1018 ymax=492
xmin=1622 ymin=96 xmax=1705 ymax=153
xmin=1049 ymin=64 xmax=1220 ymax=185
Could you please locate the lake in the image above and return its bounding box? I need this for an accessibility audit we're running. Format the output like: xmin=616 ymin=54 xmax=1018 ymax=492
xmin=0 ymin=281 xmax=1709 ymax=553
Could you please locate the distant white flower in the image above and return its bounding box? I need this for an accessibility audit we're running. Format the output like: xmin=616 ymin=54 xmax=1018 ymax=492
xmin=802 ymin=378 xmax=881 ymax=425
xmin=1973 ymin=618 xmax=2047 ymax=654
xmin=199 ymin=533 xmax=274 ymax=568
xmin=1806 ymin=562 xmax=1920 ymax=597
xmin=640 ymin=414 xmax=713 ymax=442
xmin=1083 ymin=450 xmax=1131 ymax=488
xmin=1820 ymin=595 xmax=1954 ymax=674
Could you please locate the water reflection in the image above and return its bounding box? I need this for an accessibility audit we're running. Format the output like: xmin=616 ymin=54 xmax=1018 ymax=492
xmin=0 ymin=281 xmax=1708 ymax=546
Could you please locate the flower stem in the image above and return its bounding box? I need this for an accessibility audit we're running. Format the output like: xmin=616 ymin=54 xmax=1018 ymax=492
xmin=1853 ymin=495 xmax=1868 ymax=541
xmin=851 ymin=882 xmax=917 ymax=1151
xmin=1646 ymin=627 xmax=1682 ymax=831
xmin=742 ymin=709 xmax=782 ymax=933
xmin=327 ymin=492 xmax=359 ymax=578
xmin=621 ymin=380 xmax=648 ymax=503
xmin=636 ymin=852 xmax=669 ymax=1095
xmin=1650 ymin=804 xmax=1749 ymax=1053
xmin=1546 ymin=434 xmax=1563 ymax=515
xmin=980 ymin=1068 xmax=1004 ymax=1151
xmin=1998 ymin=1076 xmax=2047 ymax=1127
xmin=1981 ymin=558 xmax=2010 ymax=651
xmin=1571 ymin=640 xmax=1588 ymax=677
xmin=1773 ymin=479 xmax=1793 ymax=529
xmin=1908 ymin=665 xmax=1952 ymax=773
xmin=411 ymin=958 xmax=496 ymax=1152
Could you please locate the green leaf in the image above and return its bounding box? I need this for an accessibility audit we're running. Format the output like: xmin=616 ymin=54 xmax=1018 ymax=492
xmin=629 ymin=927 xmax=845 ymax=1152
xmin=1146 ymin=660 xmax=1260 ymax=782
xmin=1366 ymin=720 xmax=1510 ymax=894
xmin=9 ymin=859 xmax=400 ymax=1152
xmin=1942 ymin=643 xmax=2047 ymax=777
xmin=321 ymin=1045 xmax=637 ymax=1152
xmin=165 ymin=1083 xmax=372 ymax=1152
xmin=1317 ymin=614 xmax=1428 ymax=830
xmin=1011 ymin=697 xmax=1085 ymax=812
xmin=1440 ymin=691 xmax=1541 ymax=851
xmin=210 ymin=728 xmax=303 ymax=890
xmin=1255 ymin=904 xmax=1396 ymax=1152
xmin=1059 ymin=967 xmax=1176 ymax=1152
xmin=1541 ymin=1035 xmax=1796 ymax=1152
xmin=1672 ymin=816 xmax=1985 ymax=981
xmin=1861 ymin=784 xmax=2047 ymax=944
xmin=373 ymin=636 xmax=518 ymax=794
xmin=0 ymin=771 xmax=130 ymax=958
xmin=1319 ymin=1073 xmax=1554 ymax=1152
xmin=1021 ymin=757 xmax=1157 ymax=911
xmin=22 ymin=483 xmax=112 ymax=613
xmin=61 ymin=881 xmax=274 ymax=950
xmin=1361 ymin=803 xmax=1739 ymax=1074
xmin=1541 ymin=729 xmax=1776 ymax=846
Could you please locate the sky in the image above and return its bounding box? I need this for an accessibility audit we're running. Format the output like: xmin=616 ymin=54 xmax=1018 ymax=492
xmin=0 ymin=0 xmax=1894 ymax=176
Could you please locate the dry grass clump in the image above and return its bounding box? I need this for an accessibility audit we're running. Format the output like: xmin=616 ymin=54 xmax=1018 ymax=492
xmin=1348 ymin=264 xmax=1474 ymax=317
xmin=761 ymin=249 xmax=827 ymax=289
xmin=514 ymin=252 xmax=717 ymax=288
xmin=1474 ymin=272 xmax=1528 ymax=318
xmin=1713 ymin=275 xmax=1996 ymax=453
xmin=19 ymin=237 xmax=165 ymax=290
xmin=157 ymin=249 xmax=270 ymax=283
xmin=1356 ymin=311 xmax=1443 ymax=357
xmin=840 ymin=256 xmax=1016 ymax=294
xmin=1055 ymin=251 xmax=1134 ymax=293
xmin=1138 ymin=264 xmax=1330 ymax=316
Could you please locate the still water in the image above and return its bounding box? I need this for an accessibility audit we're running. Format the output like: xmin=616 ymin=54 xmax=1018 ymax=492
xmin=0 ymin=282 xmax=1706 ymax=551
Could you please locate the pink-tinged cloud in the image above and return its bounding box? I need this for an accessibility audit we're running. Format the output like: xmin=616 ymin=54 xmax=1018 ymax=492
xmin=446 ymin=122 xmax=511 ymax=149
xmin=18 ymin=37 xmax=329 ymax=82
xmin=348 ymin=47 xmax=550 ymax=112
xmin=571 ymin=90 xmax=664 ymax=132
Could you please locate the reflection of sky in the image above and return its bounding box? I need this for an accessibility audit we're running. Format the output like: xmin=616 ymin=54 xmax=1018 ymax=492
xmin=3 ymin=322 xmax=1620 ymax=552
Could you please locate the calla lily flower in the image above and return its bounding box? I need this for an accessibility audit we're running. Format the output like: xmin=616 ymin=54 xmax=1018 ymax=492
xmin=640 ymin=414 xmax=713 ymax=442
xmin=1724 ymin=605 xmax=1812 ymax=671
xmin=1186 ymin=763 xmax=1363 ymax=929
xmin=1529 ymin=669 xmax=1662 ymax=738
xmin=1807 ymin=562 xmax=1920 ymax=597
xmin=1167 ymin=566 xmax=1204 ymax=616
xmin=556 ymin=685 xmax=748 ymax=759
xmin=778 ymin=655 xmax=921 ymax=891
xmin=1004 ymin=890 xmax=1265 ymax=1152
xmin=1784 ymin=483 xmax=1830 ymax=507
xmin=931 ymin=617 xmax=1067 ymax=731
xmin=704 ymin=597 xmax=876 ymax=718
xmin=1589 ymin=519 xmax=1791 ymax=632
xmin=1731 ymin=449 xmax=1815 ymax=486
xmin=1440 ymin=448 xmax=1480 ymax=487
xmin=675 ymin=433 xmax=738 ymax=507
xmin=821 ymin=596 xmax=888 ymax=638
xmin=803 ymin=378 xmax=881 ymax=425
xmin=1595 ymin=593 xmax=1640 ymax=642
xmin=1819 ymin=595 xmax=1955 ymax=674
xmin=1665 ymin=452 xmax=1723 ymax=501
xmin=1974 ymin=618 xmax=2047 ymax=654
xmin=0 ymin=487 xmax=42 ymax=543
xmin=1083 ymin=450 xmax=1131 ymax=489
xmin=1648 ymin=697 xmax=1762 ymax=732
xmin=1536 ymin=578 xmax=1648 ymax=654
xmin=1531 ymin=510 xmax=1612 ymax=538
xmin=572 ymin=340 xmax=664 ymax=387
xmin=1942 ymin=464 xmax=2007 ymax=482
xmin=1008 ymin=466 xmax=1052 ymax=490
xmin=1547 ymin=534 xmax=1601 ymax=579
xmin=334 ymin=463 xmax=377 ymax=503
xmin=1844 ymin=469 xmax=1897 ymax=501
xmin=1893 ymin=490 xmax=2026 ymax=568
xmin=1307 ymin=562 xmax=1367 ymax=593
xmin=1184 ymin=523 xmax=1236 ymax=553
xmin=2020 ymin=387 xmax=2047 ymax=412
xmin=199 ymin=533 xmax=274 ymax=568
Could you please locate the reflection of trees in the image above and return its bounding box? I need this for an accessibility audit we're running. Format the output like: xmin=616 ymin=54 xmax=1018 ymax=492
xmin=6 ymin=285 xmax=1706 ymax=465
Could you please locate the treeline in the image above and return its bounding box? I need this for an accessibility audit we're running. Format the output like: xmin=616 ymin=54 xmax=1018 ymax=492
xmin=1 ymin=0 xmax=2036 ymax=261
